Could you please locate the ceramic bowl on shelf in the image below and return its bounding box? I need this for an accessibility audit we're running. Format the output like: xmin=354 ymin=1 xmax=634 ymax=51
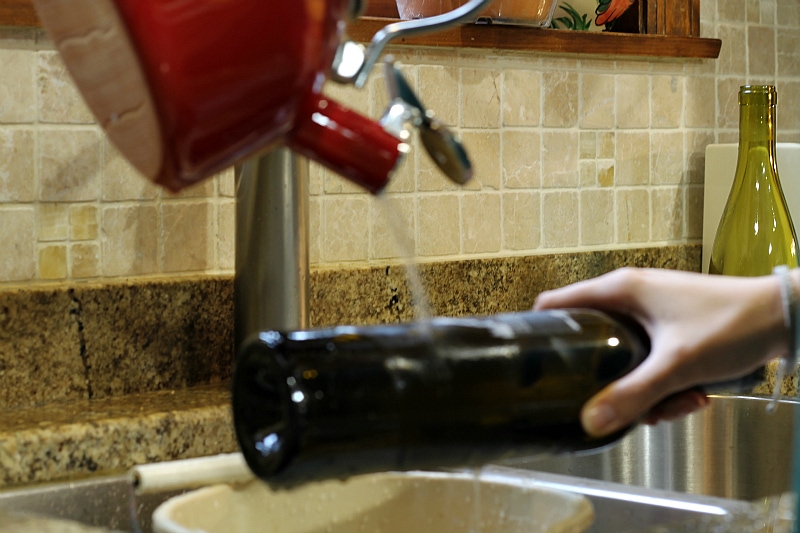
xmin=395 ymin=0 xmax=455 ymax=19
xmin=395 ymin=0 xmax=559 ymax=27
xmin=485 ymin=0 xmax=560 ymax=26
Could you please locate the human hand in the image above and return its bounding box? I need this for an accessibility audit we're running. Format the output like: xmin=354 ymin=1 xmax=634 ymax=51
xmin=533 ymin=267 xmax=790 ymax=437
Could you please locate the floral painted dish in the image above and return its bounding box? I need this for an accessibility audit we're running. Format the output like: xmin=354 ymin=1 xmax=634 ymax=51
xmin=551 ymin=0 xmax=637 ymax=31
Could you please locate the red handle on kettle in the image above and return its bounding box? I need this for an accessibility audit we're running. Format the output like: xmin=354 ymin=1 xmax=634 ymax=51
xmin=288 ymin=93 xmax=404 ymax=194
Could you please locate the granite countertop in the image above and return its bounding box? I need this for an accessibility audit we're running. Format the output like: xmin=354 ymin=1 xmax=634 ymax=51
xmin=754 ymin=359 xmax=799 ymax=397
xmin=1 ymin=243 xmax=754 ymax=492
xmin=0 ymin=384 xmax=236 ymax=487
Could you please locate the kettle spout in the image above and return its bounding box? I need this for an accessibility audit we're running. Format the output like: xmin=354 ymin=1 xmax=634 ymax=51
xmin=287 ymin=93 xmax=409 ymax=195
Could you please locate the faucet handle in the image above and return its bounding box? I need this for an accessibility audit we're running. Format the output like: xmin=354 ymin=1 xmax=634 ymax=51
xmin=380 ymin=60 xmax=473 ymax=185
xmin=330 ymin=0 xmax=493 ymax=88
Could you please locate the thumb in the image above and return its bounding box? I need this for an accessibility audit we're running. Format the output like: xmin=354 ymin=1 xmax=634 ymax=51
xmin=580 ymin=355 xmax=677 ymax=437
xmin=581 ymin=395 xmax=622 ymax=438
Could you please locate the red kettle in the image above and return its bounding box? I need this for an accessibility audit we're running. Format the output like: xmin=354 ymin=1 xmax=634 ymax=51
xmin=32 ymin=0 xmax=490 ymax=193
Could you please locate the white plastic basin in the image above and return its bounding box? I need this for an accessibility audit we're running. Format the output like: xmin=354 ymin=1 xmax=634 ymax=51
xmin=152 ymin=471 xmax=594 ymax=533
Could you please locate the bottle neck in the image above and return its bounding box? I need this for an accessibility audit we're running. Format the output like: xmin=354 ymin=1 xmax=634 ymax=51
xmin=739 ymin=102 xmax=775 ymax=146
xmin=738 ymin=86 xmax=777 ymax=147
xmin=731 ymin=87 xmax=779 ymax=193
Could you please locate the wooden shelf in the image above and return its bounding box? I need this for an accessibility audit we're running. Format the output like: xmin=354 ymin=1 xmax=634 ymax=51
xmin=0 ymin=0 xmax=37 ymax=27
xmin=0 ymin=1 xmax=720 ymax=60
xmin=351 ymin=17 xmax=721 ymax=59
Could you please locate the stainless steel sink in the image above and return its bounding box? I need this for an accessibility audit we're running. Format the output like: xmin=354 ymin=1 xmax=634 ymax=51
xmin=0 ymin=475 xmax=184 ymax=532
xmin=0 ymin=394 xmax=791 ymax=532
xmin=0 ymin=467 xmax=754 ymax=533
xmin=505 ymin=394 xmax=796 ymax=502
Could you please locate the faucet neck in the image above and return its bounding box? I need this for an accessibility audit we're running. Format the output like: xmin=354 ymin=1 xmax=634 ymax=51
xmin=234 ymin=149 xmax=310 ymax=352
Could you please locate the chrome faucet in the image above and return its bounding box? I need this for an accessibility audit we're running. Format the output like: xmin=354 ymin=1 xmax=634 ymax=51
xmin=235 ymin=149 xmax=310 ymax=347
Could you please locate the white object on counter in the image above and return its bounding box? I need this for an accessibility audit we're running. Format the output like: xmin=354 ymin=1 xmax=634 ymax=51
xmin=152 ymin=470 xmax=594 ymax=533
xmin=703 ymin=143 xmax=800 ymax=273
xmin=130 ymin=453 xmax=254 ymax=495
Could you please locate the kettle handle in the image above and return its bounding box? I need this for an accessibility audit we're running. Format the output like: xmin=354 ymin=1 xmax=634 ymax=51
xmin=352 ymin=0 xmax=494 ymax=88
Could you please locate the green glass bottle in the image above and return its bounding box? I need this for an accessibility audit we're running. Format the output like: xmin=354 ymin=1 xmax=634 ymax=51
xmin=709 ymin=85 xmax=798 ymax=275
xmin=232 ymin=309 xmax=764 ymax=488
xmin=233 ymin=309 xmax=650 ymax=487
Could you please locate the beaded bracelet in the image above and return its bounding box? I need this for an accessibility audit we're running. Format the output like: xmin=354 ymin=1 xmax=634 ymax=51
xmin=771 ymin=265 xmax=799 ymax=410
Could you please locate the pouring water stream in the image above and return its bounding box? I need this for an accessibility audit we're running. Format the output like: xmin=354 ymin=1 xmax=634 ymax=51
xmin=375 ymin=193 xmax=495 ymax=533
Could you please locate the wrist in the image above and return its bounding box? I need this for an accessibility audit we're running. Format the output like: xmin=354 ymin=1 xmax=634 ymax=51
xmin=767 ymin=266 xmax=800 ymax=405
xmin=773 ymin=266 xmax=799 ymax=369
xmin=790 ymin=268 xmax=800 ymax=298
xmin=789 ymin=268 xmax=800 ymax=366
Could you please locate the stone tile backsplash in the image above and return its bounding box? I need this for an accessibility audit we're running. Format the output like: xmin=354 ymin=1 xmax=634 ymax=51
xmin=1 ymin=0 xmax=799 ymax=286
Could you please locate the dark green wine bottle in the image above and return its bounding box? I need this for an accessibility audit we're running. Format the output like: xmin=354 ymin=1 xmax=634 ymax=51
xmin=232 ymin=309 xmax=650 ymax=487
xmin=710 ymin=85 xmax=798 ymax=275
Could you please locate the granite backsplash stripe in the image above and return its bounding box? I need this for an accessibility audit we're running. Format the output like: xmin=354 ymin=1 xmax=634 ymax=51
xmin=0 ymin=245 xmax=701 ymax=410
xmin=0 ymin=278 xmax=234 ymax=409
xmin=73 ymin=279 xmax=234 ymax=400
xmin=0 ymin=289 xmax=87 ymax=407
xmin=311 ymin=245 xmax=702 ymax=327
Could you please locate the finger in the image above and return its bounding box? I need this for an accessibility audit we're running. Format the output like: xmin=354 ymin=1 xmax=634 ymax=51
xmin=580 ymin=350 xmax=683 ymax=437
xmin=643 ymin=389 xmax=710 ymax=425
xmin=534 ymin=268 xmax=644 ymax=315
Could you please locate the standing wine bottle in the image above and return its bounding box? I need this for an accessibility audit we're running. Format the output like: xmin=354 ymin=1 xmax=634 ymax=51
xmin=709 ymin=85 xmax=798 ymax=275
xmin=232 ymin=309 xmax=650 ymax=487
